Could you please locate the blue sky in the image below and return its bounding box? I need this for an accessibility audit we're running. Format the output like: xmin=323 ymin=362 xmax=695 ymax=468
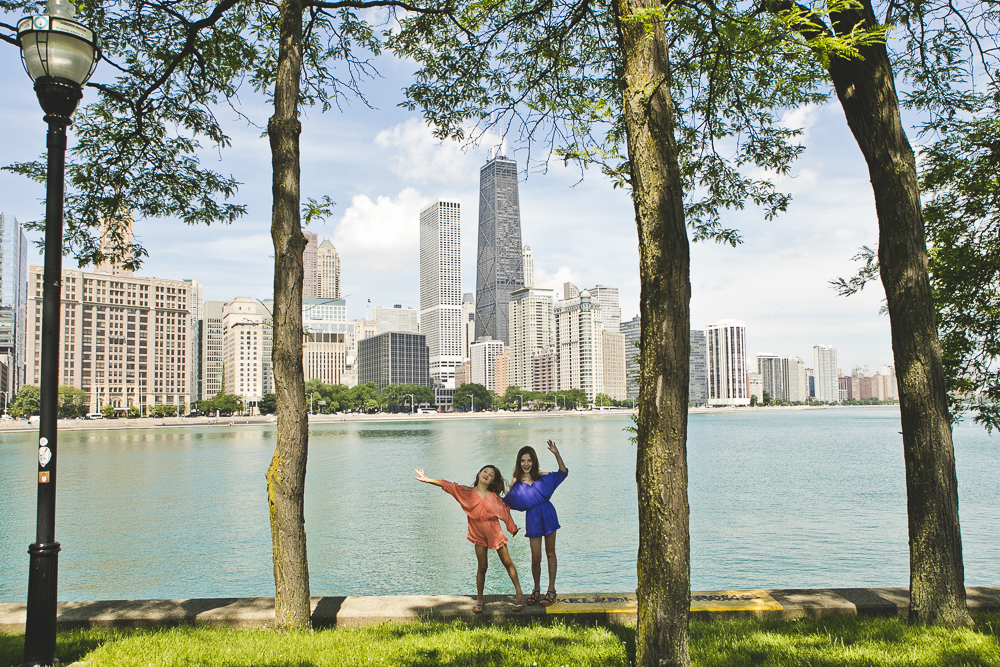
xmin=0 ymin=31 xmax=897 ymax=372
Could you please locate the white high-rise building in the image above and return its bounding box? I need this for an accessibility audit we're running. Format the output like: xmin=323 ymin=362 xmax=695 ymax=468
xmin=587 ymin=285 xmax=621 ymax=333
xmin=522 ymin=246 xmax=535 ymax=288
xmin=705 ymin=320 xmax=749 ymax=406
xmin=508 ymin=284 xmax=555 ymax=391
xmin=419 ymin=200 xmax=463 ymax=395
xmin=813 ymin=344 xmax=839 ymax=402
xmin=0 ymin=213 xmax=27 ymax=396
xmin=222 ymin=298 xmax=273 ymax=411
xmin=470 ymin=338 xmax=505 ymax=392
xmin=554 ymin=290 xmax=604 ymax=402
xmin=184 ymin=279 xmax=204 ymax=402
xmin=317 ymin=240 xmax=341 ymax=299
xmin=303 ymin=298 xmax=349 ymax=385
xmin=783 ymin=356 xmax=808 ymax=402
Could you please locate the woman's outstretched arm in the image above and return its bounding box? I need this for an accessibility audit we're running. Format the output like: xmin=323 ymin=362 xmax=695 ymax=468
xmin=547 ymin=440 xmax=567 ymax=473
xmin=415 ymin=468 xmax=443 ymax=487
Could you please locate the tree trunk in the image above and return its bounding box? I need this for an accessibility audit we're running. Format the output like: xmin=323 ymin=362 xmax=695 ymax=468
xmin=825 ymin=0 xmax=972 ymax=627
xmin=612 ymin=2 xmax=692 ymax=665
xmin=266 ymin=0 xmax=312 ymax=631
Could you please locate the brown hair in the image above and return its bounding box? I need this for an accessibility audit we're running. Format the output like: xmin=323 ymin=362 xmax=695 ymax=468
xmin=511 ymin=446 xmax=541 ymax=488
xmin=473 ymin=465 xmax=506 ymax=495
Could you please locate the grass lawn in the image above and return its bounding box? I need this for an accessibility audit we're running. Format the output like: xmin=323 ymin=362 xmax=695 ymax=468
xmin=0 ymin=614 xmax=998 ymax=666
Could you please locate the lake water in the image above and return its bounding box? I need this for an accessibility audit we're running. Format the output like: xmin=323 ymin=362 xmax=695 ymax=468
xmin=0 ymin=407 xmax=996 ymax=602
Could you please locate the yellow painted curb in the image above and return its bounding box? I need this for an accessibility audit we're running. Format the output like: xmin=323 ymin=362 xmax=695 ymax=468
xmin=545 ymin=590 xmax=782 ymax=614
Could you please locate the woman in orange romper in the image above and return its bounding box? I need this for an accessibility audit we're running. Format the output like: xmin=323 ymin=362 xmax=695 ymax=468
xmin=415 ymin=465 xmax=524 ymax=612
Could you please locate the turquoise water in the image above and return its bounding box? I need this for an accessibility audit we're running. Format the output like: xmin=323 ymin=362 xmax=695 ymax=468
xmin=0 ymin=407 xmax=995 ymax=602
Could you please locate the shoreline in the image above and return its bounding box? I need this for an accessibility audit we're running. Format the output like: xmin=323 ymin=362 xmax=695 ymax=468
xmin=0 ymin=403 xmax=899 ymax=434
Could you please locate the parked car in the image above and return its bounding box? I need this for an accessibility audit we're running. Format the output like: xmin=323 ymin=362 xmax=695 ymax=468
xmin=85 ymin=413 xmax=104 ymax=420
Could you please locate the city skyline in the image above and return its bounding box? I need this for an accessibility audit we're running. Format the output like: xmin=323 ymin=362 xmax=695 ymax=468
xmin=0 ymin=44 xmax=895 ymax=372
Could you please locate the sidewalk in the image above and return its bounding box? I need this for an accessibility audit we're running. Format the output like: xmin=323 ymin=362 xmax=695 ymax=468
xmin=2 ymin=588 xmax=998 ymax=632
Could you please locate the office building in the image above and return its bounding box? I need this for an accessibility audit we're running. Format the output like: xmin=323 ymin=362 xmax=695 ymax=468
xmin=470 ymin=338 xmax=505 ymax=392
xmin=622 ymin=315 xmax=640 ymax=400
xmin=0 ymin=213 xmax=27 ymax=397
xmin=879 ymin=365 xmax=898 ymax=400
xmin=202 ymin=300 xmax=225 ymax=399
xmin=587 ymin=285 xmax=621 ymax=333
xmin=222 ymin=297 xmax=271 ymax=411
xmin=317 ymin=240 xmax=341 ymax=299
xmin=554 ymin=290 xmax=604 ymax=402
xmin=756 ymin=354 xmax=785 ymax=401
xmin=813 ymin=344 xmax=838 ymax=402
xmin=358 ymin=332 xmax=430 ymax=390
xmin=303 ymin=298 xmax=349 ymax=385
xmin=26 ymin=260 xmax=192 ymax=414
xmin=420 ymin=200 xmax=463 ymax=410
xmin=783 ymin=356 xmax=808 ymax=402
xmin=748 ymin=372 xmax=764 ymax=404
xmin=563 ymin=283 xmax=579 ymax=300
xmin=461 ymin=293 xmax=476 ymax=361
xmin=184 ymin=279 xmax=204 ymax=402
xmin=303 ymin=230 xmax=319 ymax=298
xmin=475 ymin=155 xmax=524 ymax=344
xmin=495 ymin=348 xmax=510 ymax=395
xmin=204 ymin=298 xmax=272 ymax=403
xmin=374 ymin=305 xmax=419 ymax=335
xmin=602 ymin=331 xmax=626 ymax=400
xmin=508 ymin=282 xmax=555 ymax=392
xmin=705 ymin=319 xmax=749 ymax=406
xmin=690 ymin=329 xmax=707 ymax=406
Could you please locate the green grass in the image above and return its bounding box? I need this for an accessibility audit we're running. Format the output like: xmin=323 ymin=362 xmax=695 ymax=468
xmin=1 ymin=614 xmax=998 ymax=667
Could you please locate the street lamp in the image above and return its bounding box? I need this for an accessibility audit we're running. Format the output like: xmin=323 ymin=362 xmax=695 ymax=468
xmin=18 ymin=2 xmax=100 ymax=664
xmin=404 ymin=393 xmax=414 ymax=415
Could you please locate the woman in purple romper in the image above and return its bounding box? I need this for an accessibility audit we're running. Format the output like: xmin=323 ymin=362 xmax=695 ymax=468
xmin=504 ymin=439 xmax=567 ymax=607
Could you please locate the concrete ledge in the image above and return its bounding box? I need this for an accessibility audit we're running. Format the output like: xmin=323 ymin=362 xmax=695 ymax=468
xmin=1 ymin=587 xmax=998 ymax=633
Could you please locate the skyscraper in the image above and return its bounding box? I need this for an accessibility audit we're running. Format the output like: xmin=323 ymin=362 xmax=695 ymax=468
xmin=0 ymin=213 xmax=27 ymax=396
xmin=689 ymin=329 xmax=708 ymax=406
xmin=508 ymin=283 xmax=555 ymax=391
xmin=475 ymin=155 xmax=524 ymax=344
xmin=554 ymin=290 xmax=604 ymax=402
xmin=420 ymin=200 xmax=463 ymax=406
xmin=622 ymin=315 xmax=640 ymax=400
xmin=705 ymin=320 xmax=749 ymax=406
xmin=317 ymin=240 xmax=341 ymax=299
xmin=813 ymin=344 xmax=838 ymax=402
xmin=587 ymin=285 xmax=621 ymax=333
xmin=184 ymin=279 xmax=204 ymax=403
xmin=302 ymin=230 xmax=319 ymax=298
xmin=756 ymin=354 xmax=785 ymax=401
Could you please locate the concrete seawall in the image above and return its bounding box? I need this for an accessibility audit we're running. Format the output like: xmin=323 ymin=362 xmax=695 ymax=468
xmin=2 ymin=588 xmax=998 ymax=632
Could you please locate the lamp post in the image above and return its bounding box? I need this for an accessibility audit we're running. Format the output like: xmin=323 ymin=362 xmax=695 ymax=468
xmin=404 ymin=393 xmax=414 ymax=415
xmin=17 ymin=2 xmax=100 ymax=665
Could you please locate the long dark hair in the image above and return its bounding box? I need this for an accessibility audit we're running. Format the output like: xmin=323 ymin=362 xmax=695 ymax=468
xmin=511 ymin=446 xmax=540 ymax=487
xmin=472 ymin=465 xmax=506 ymax=495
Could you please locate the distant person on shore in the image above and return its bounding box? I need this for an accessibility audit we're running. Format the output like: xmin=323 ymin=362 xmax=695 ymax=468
xmin=504 ymin=440 xmax=567 ymax=607
xmin=415 ymin=465 xmax=524 ymax=613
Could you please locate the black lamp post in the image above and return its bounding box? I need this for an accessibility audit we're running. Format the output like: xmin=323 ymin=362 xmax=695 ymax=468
xmin=17 ymin=1 xmax=100 ymax=665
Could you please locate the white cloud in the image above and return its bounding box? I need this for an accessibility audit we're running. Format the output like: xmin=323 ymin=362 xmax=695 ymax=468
xmin=534 ymin=265 xmax=582 ymax=297
xmin=333 ymin=187 xmax=429 ymax=273
xmin=374 ymin=119 xmax=504 ymax=185
xmin=779 ymin=104 xmax=823 ymax=140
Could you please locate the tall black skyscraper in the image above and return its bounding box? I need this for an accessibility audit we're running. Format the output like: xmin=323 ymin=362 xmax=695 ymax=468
xmin=475 ymin=156 xmax=524 ymax=344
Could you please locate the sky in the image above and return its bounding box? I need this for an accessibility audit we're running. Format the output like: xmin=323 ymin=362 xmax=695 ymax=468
xmin=0 ymin=28 xmax=899 ymax=373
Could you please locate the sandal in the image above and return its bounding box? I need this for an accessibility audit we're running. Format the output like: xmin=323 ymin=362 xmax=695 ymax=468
xmin=526 ymin=589 xmax=540 ymax=605
xmin=539 ymin=590 xmax=557 ymax=607
xmin=512 ymin=600 xmax=524 ymax=612
xmin=472 ymin=602 xmax=483 ymax=614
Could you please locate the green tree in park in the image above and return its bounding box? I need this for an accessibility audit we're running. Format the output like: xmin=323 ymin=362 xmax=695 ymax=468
xmin=258 ymin=393 xmax=277 ymax=415
xmin=9 ymin=385 xmax=40 ymax=418
xmin=128 ymin=405 xmax=140 ymax=418
xmin=58 ymin=386 xmax=90 ymax=419
xmin=380 ymin=384 xmax=434 ymax=411
xmin=101 ymin=405 xmax=116 ymax=419
xmin=594 ymin=393 xmax=613 ymax=408
xmin=776 ymin=0 xmax=1000 ymax=625
xmin=453 ymin=383 xmax=490 ymax=412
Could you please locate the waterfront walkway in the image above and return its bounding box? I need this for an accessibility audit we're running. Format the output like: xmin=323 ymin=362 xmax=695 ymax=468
xmin=2 ymin=588 xmax=998 ymax=632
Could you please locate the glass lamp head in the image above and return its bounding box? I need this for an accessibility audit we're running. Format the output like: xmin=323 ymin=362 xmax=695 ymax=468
xmin=17 ymin=0 xmax=101 ymax=86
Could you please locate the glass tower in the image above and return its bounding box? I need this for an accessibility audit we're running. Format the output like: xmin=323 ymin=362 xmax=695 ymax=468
xmin=475 ymin=156 xmax=523 ymax=344
xmin=0 ymin=213 xmax=28 ymax=398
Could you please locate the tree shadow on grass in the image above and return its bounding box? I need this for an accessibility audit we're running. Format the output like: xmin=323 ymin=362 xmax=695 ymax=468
xmin=607 ymin=623 xmax=636 ymax=665
xmin=1 ymin=629 xmax=126 ymax=667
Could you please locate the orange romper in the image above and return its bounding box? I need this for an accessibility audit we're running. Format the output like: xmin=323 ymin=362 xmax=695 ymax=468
xmin=441 ymin=480 xmax=518 ymax=550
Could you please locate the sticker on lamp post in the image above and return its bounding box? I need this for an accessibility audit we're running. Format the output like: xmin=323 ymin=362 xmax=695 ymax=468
xmin=39 ymin=471 xmax=50 ymax=483
xmin=38 ymin=446 xmax=52 ymax=467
